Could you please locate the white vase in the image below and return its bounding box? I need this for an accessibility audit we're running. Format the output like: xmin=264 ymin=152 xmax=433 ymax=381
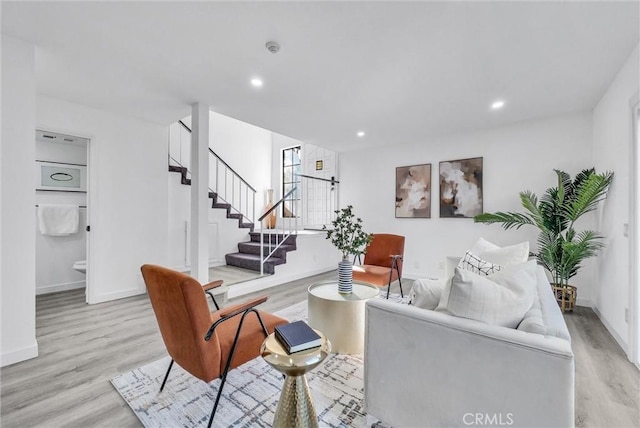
xmin=338 ymin=257 xmax=353 ymax=294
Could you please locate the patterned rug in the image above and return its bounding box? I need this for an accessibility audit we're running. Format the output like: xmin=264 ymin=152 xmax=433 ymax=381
xmin=111 ymin=294 xmax=408 ymax=427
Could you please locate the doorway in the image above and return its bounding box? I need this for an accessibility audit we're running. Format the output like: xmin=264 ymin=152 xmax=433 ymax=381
xmin=35 ymin=130 xmax=90 ymax=301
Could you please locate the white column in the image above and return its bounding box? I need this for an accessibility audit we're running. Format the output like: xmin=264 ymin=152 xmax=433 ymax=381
xmin=190 ymin=103 xmax=210 ymax=283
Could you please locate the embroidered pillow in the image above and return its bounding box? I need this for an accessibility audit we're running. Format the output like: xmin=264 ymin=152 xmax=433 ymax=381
xmin=457 ymin=250 xmax=503 ymax=276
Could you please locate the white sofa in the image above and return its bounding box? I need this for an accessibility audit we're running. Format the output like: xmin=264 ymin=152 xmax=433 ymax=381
xmin=364 ymin=264 xmax=575 ymax=427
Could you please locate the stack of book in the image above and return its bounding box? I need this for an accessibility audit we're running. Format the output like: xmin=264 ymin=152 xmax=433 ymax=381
xmin=274 ymin=320 xmax=322 ymax=354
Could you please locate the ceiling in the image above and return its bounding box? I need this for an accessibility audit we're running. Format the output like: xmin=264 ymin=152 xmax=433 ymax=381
xmin=2 ymin=1 xmax=639 ymax=152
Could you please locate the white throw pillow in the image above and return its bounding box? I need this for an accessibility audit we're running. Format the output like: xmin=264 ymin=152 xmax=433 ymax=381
xmin=409 ymin=278 xmax=445 ymax=310
xmin=470 ymin=237 xmax=529 ymax=267
xmin=438 ymin=260 xmax=537 ymax=328
xmin=457 ymin=250 xmax=503 ymax=276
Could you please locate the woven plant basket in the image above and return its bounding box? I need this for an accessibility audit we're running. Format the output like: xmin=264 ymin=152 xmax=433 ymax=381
xmin=552 ymin=284 xmax=577 ymax=313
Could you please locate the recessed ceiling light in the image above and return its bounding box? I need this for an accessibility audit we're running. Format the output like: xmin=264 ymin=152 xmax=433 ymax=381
xmin=357 ymin=131 xmax=365 ymax=137
xmin=491 ymin=100 xmax=505 ymax=110
xmin=251 ymin=78 xmax=263 ymax=88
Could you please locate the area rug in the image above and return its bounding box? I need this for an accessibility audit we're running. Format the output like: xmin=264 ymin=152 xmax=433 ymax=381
xmin=111 ymin=293 xmax=408 ymax=427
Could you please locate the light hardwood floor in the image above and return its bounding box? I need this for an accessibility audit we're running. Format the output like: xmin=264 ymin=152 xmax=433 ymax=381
xmin=1 ymin=275 xmax=638 ymax=427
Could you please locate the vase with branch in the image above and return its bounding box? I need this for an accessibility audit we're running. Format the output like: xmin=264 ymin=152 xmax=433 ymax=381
xmin=324 ymin=205 xmax=373 ymax=294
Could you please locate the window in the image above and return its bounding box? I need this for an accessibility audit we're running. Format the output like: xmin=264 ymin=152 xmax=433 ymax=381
xmin=282 ymin=146 xmax=301 ymax=217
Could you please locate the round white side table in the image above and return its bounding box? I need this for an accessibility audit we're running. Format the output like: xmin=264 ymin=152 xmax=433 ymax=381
xmin=307 ymin=280 xmax=379 ymax=354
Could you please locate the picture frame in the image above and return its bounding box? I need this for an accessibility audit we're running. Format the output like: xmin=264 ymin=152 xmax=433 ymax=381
xmin=439 ymin=157 xmax=483 ymax=218
xmin=395 ymin=163 xmax=431 ymax=218
xmin=36 ymin=161 xmax=87 ymax=192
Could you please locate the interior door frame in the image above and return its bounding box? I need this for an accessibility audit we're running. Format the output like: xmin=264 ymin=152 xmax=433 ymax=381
xmin=629 ymin=93 xmax=639 ymax=368
xmin=36 ymin=125 xmax=94 ymax=304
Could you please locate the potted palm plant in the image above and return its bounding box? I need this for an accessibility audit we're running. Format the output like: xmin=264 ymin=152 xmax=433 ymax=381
xmin=324 ymin=205 xmax=373 ymax=294
xmin=474 ymin=168 xmax=614 ymax=311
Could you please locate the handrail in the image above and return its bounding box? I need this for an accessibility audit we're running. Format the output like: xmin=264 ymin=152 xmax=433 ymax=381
xmin=297 ymin=174 xmax=340 ymax=184
xmin=209 ymin=149 xmax=256 ymax=193
xmin=258 ymin=187 xmax=297 ymax=222
xmin=178 ymin=119 xmax=191 ymax=133
xmin=178 ymin=120 xmax=256 ymax=193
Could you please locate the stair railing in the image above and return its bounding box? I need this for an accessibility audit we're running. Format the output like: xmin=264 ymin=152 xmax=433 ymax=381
xmin=170 ymin=120 xmax=256 ymax=226
xmin=297 ymin=174 xmax=340 ymax=230
xmin=258 ymin=186 xmax=299 ymax=275
xmin=210 ymin=150 xmax=256 ymax=226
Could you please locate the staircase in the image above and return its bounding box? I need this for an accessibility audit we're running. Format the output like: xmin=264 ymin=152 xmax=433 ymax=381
xmin=225 ymin=232 xmax=297 ymax=275
xmin=168 ymin=165 xmax=255 ymax=231
xmin=168 ymin=143 xmax=297 ymax=275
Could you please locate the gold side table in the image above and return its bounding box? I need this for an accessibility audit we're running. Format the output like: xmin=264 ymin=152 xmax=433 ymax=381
xmin=260 ymin=330 xmax=331 ymax=428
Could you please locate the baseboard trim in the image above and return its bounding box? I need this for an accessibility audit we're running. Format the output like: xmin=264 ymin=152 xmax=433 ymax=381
xmin=593 ymin=305 xmax=628 ymax=354
xmin=1 ymin=340 xmax=38 ymax=367
xmin=170 ymin=260 xmax=225 ymax=273
xmin=36 ymin=280 xmax=85 ymax=295
xmin=88 ymin=287 xmax=145 ymax=304
xmin=576 ymin=298 xmax=593 ymax=308
xmin=227 ymin=266 xmax=335 ymax=299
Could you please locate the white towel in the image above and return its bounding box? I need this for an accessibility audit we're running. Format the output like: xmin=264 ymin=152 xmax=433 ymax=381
xmin=38 ymin=204 xmax=79 ymax=236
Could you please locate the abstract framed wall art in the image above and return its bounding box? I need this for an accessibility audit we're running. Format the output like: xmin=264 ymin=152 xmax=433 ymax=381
xmin=36 ymin=161 xmax=87 ymax=192
xmin=439 ymin=157 xmax=483 ymax=218
xmin=395 ymin=163 xmax=431 ymax=218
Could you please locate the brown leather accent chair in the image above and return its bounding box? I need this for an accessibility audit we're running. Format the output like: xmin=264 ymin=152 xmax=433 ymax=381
xmin=141 ymin=264 xmax=288 ymax=428
xmin=352 ymin=234 xmax=405 ymax=299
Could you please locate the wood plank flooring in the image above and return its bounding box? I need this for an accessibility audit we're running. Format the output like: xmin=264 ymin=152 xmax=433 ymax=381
xmin=209 ymin=265 xmax=263 ymax=286
xmin=1 ymin=276 xmax=638 ymax=427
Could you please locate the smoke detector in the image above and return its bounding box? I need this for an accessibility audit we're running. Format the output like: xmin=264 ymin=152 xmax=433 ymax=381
xmin=265 ymin=41 xmax=280 ymax=54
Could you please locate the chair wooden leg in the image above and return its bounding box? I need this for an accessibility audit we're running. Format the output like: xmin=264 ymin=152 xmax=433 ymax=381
xmin=159 ymin=359 xmax=174 ymax=392
xmin=396 ymin=266 xmax=403 ymax=298
xmin=386 ymin=268 xmax=394 ymax=299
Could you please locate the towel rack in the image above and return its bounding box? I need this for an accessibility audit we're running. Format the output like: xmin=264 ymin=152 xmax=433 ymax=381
xmin=35 ymin=204 xmax=87 ymax=208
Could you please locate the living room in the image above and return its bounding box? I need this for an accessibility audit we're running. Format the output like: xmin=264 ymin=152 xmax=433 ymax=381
xmin=2 ymin=1 xmax=639 ymax=427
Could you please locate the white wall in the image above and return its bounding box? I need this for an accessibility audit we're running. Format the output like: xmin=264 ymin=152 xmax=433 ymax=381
xmin=592 ymin=44 xmax=640 ymax=352
xmin=35 ymin=138 xmax=88 ymax=295
xmin=1 ymin=36 xmax=38 ymax=366
xmin=37 ymin=96 xmax=169 ymax=304
xmin=209 ymin=111 xmax=272 ymax=217
xmin=340 ymin=113 xmax=595 ymax=300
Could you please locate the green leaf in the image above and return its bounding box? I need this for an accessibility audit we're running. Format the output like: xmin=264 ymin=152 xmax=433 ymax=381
xmin=477 ymin=167 xmax=613 ymax=284
xmin=474 ymin=212 xmax=534 ymax=230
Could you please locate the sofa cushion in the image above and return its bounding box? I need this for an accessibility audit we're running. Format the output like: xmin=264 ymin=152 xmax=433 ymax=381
xmin=457 ymin=250 xmax=503 ymax=276
xmin=409 ymin=278 xmax=445 ymax=310
xmin=517 ymin=286 xmax=546 ymax=335
xmin=471 ymin=237 xmax=529 ymax=266
xmin=535 ymin=267 xmax=571 ymax=341
xmin=437 ymin=261 xmax=537 ymax=328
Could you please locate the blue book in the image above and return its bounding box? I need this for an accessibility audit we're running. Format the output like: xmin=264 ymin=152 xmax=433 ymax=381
xmin=274 ymin=320 xmax=322 ymax=354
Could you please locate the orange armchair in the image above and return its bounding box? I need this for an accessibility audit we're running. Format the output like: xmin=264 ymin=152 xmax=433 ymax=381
xmin=352 ymin=234 xmax=405 ymax=299
xmin=140 ymin=264 xmax=288 ymax=428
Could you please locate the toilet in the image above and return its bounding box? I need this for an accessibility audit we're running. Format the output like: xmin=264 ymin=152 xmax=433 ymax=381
xmin=73 ymin=260 xmax=87 ymax=274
